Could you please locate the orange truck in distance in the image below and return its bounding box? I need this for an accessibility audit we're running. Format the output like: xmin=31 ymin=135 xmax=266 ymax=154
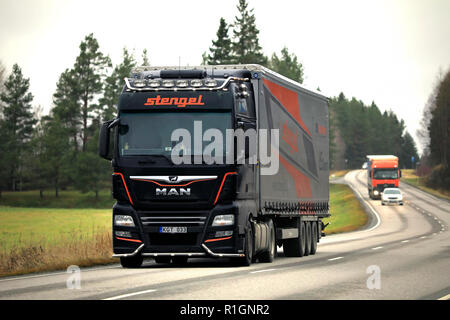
xmin=366 ymin=155 xmax=401 ymax=199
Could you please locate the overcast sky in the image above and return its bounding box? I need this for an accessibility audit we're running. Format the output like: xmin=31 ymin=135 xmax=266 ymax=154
xmin=1 ymin=0 xmax=449 ymax=153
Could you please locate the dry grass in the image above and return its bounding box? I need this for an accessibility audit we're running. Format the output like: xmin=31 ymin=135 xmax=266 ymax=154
xmin=0 ymin=206 xmax=118 ymax=278
xmin=0 ymin=229 xmax=117 ymax=277
xmin=401 ymin=169 xmax=450 ymax=200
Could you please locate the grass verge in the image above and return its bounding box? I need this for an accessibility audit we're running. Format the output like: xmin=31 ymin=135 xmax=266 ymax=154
xmin=0 ymin=189 xmax=115 ymax=208
xmin=0 ymin=206 xmax=117 ymax=277
xmin=401 ymin=169 xmax=450 ymax=201
xmin=323 ymin=183 xmax=368 ymax=235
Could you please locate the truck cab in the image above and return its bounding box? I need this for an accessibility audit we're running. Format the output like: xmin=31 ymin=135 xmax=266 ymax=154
xmin=366 ymin=155 xmax=401 ymax=199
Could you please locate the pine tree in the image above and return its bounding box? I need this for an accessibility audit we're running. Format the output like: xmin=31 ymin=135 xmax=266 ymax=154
xmin=100 ymin=47 xmax=137 ymax=121
xmin=206 ymin=18 xmax=233 ymax=65
xmin=0 ymin=64 xmax=36 ymax=190
xmin=72 ymin=33 xmax=111 ymax=151
xmin=400 ymin=131 xmax=419 ymax=169
xmin=269 ymin=47 xmax=304 ymax=83
xmin=52 ymin=69 xmax=81 ymax=151
xmin=231 ymin=0 xmax=267 ymax=65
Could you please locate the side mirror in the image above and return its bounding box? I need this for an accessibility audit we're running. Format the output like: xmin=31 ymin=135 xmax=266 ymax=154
xmin=99 ymin=120 xmax=113 ymax=160
xmin=399 ymin=170 xmax=402 ymax=178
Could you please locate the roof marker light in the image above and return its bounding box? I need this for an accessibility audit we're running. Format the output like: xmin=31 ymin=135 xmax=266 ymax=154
xmin=176 ymin=79 xmax=189 ymax=87
xmin=133 ymin=80 xmax=146 ymax=88
xmin=190 ymin=79 xmax=203 ymax=87
xmin=205 ymin=79 xmax=217 ymax=87
xmin=148 ymin=80 xmax=160 ymax=88
xmin=162 ymin=80 xmax=175 ymax=87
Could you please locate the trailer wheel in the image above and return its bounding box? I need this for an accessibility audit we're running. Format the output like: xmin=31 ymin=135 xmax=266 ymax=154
xmin=310 ymin=222 xmax=318 ymax=255
xmin=233 ymin=220 xmax=254 ymax=266
xmin=283 ymin=219 xmax=306 ymax=257
xmin=259 ymin=220 xmax=276 ymax=263
xmin=120 ymin=255 xmax=143 ymax=268
xmin=304 ymin=222 xmax=311 ymax=256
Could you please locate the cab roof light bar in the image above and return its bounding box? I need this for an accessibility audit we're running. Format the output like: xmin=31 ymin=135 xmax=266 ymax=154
xmin=124 ymin=76 xmax=249 ymax=92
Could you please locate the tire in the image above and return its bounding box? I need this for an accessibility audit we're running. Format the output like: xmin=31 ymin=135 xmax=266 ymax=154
xmin=259 ymin=220 xmax=276 ymax=263
xmin=283 ymin=219 xmax=306 ymax=257
xmin=172 ymin=256 xmax=188 ymax=265
xmin=120 ymin=255 xmax=143 ymax=268
xmin=234 ymin=220 xmax=254 ymax=266
xmin=304 ymin=222 xmax=311 ymax=256
xmin=381 ymin=202 xmax=385 ymax=206
xmin=310 ymin=222 xmax=318 ymax=255
xmin=154 ymin=256 xmax=171 ymax=264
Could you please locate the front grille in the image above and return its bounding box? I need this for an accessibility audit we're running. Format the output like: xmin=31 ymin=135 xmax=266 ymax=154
xmin=140 ymin=215 xmax=206 ymax=227
xmin=149 ymin=233 xmax=198 ymax=246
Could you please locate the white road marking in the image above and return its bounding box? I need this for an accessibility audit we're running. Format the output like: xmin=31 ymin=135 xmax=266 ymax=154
xmin=250 ymin=268 xmax=276 ymax=274
xmin=438 ymin=294 xmax=450 ymax=300
xmin=420 ymin=236 xmax=427 ymax=239
xmin=103 ymin=289 xmax=157 ymax=300
xmin=328 ymin=257 xmax=343 ymax=261
xmin=401 ymin=240 xmax=410 ymax=243
xmin=0 ymin=265 xmax=120 ymax=282
xmin=371 ymin=246 xmax=383 ymax=250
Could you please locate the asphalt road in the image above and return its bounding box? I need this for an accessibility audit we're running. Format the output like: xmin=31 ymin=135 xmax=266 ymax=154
xmin=0 ymin=170 xmax=449 ymax=300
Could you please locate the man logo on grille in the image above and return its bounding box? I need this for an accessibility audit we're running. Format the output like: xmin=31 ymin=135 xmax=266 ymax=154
xmin=169 ymin=176 xmax=178 ymax=182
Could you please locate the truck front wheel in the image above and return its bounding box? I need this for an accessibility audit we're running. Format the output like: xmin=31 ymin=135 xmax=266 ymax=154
xmin=120 ymin=254 xmax=143 ymax=268
xmin=233 ymin=220 xmax=254 ymax=266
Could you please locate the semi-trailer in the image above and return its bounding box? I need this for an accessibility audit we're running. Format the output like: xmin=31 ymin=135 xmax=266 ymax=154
xmin=99 ymin=64 xmax=330 ymax=267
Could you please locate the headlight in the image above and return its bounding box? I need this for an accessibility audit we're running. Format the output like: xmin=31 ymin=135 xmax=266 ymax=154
xmin=212 ymin=214 xmax=234 ymax=226
xmin=114 ymin=215 xmax=135 ymax=227
xmin=374 ymin=190 xmax=379 ymax=195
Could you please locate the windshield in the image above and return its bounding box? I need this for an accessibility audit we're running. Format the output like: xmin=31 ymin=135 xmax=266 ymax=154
xmin=373 ymin=168 xmax=398 ymax=179
xmin=118 ymin=111 xmax=232 ymax=159
xmin=384 ymin=189 xmax=401 ymax=195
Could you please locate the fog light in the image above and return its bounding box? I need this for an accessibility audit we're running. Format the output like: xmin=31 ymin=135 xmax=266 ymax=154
xmin=115 ymin=231 xmax=132 ymax=238
xmin=215 ymin=230 xmax=233 ymax=238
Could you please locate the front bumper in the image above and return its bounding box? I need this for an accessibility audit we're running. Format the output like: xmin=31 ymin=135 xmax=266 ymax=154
xmin=112 ymin=202 xmax=245 ymax=258
xmin=381 ymin=199 xmax=403 ymax=205
xmin=112 ymin=243 xmax=245 ymax=258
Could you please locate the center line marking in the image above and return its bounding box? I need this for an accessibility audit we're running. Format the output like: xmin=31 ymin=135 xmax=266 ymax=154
xmin=103 ymin=289 xmax=157 ymax=300
xmin=372 ymin=246 xmax=383 ymax=250
xmin=328 ymin=256 xmax=343 ymax=261
xmin=250 ymin=268 xmax=276 ymax=274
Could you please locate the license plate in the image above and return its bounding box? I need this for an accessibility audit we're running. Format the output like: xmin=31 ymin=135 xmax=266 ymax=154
xmin=160 ymin=226 xmax=187 ymax=234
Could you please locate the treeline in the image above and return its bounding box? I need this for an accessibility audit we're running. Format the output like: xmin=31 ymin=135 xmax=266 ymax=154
xmin=417 ymin=68 xmax=450 ymax=190
xmin=0 ymin=36 xmax=145 ymax=197
xmin=329 ymin=93 xmax=419 ymax=170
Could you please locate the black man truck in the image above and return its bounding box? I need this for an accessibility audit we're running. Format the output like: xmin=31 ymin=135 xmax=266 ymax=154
xmin=99 ymin=64 xmax=330 ymax=267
